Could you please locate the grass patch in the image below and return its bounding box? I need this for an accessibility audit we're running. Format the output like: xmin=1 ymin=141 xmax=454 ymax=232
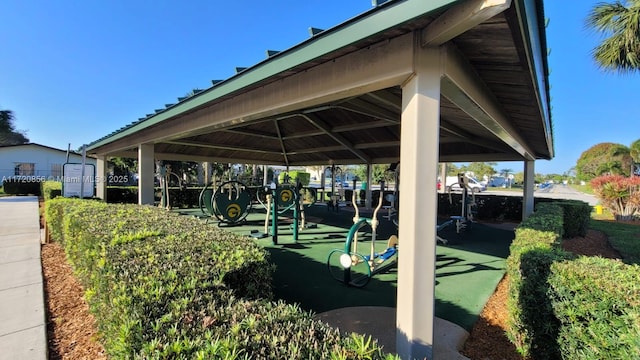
xmin=590 ymin=219 xmax=640 ymax=264
xmin=570 ymin=183 xmax=594 ymax=195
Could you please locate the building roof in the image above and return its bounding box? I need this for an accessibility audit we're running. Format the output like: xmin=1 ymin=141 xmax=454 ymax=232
xmin=0 ymin=142 xmax=84 ymax=156
xmin=86 ymin=0 xmax=553 ymax=166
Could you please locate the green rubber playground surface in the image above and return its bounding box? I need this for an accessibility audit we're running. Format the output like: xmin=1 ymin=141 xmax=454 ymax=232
xmin=176 ymin=204 xmax=514 ymax=331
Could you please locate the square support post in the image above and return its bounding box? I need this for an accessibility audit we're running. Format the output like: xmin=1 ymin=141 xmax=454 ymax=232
xmin=523 ymin=160 xmax=535 ymax=219
xmin=366 ymin=164 xmax=373 ymax=209
xmin=138 ymin=144 xmax=155 ymax=205
xmin=396 ymin=45 xmax=441 ymax=360
xmin=95 ymin=155 xmax=107 ymax=201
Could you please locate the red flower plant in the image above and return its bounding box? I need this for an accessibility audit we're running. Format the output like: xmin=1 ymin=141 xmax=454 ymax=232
xmin=591 ymin=175 xmax=640 ymax=220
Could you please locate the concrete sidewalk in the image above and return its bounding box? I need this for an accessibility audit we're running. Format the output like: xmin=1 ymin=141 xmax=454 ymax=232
xmin=0 ymin=196 xmax=47 ymax=360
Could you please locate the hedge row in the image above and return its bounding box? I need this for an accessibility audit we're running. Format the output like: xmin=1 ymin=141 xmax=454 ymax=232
xmin=2 ymin=178 xmax=41 ymax=195
xmin=549 ymin=257 xmax=640 ymax=359
xmin=45 ymin=199 xmax=393 ymax=359
xmin=41 ymin=181 xmax=62 ymax=200
xmin=506 ymin=203 xmax=572 ymax=359
xmin=505 ymin=202 xmax=640 ymax=359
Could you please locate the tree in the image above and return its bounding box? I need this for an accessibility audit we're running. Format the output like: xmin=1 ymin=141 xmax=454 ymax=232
xmin=591 ymin=174 xmax=640 ymax=220
xmin=459 ymin=162 xmax=497 ymax=179
xmin=586 ymin=0 xmax=640 ymax=73
xmin=500 ymin=168 xmax=513 ymax=188
xmin=352 ymin=164 xmax=395 ymax=184
xmin=576 ymin=142 xmax=633 ymax=180
xmin=0 ymin=110 xmax=29 ymax=145
xmin=631 ymin=139 xmax=640 ymax=176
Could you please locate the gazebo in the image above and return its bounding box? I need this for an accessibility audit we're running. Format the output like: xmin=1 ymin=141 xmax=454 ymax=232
xmin=87 ymin=0 xmax=553 ymax=358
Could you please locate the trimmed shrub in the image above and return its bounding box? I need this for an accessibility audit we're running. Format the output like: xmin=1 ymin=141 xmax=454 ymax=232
xmin=279 ymin=171 xmax=310 ymax=186
xmin=41 ymin=181 xmax=62 ymax=201
xmin=2 ymin=178 xmax=41 ymax=195
xmin=549 ymin=257 xmax=640 ymax=359
xmin=45 ymin=199 xmax=393 ymax=359
xmin=554 ymin=200 xmax=591 ymax=238
xmin=505 ymin=203 xmax=572 ymax=359
xmin=106 ymin=186 xmax=138 ymax=203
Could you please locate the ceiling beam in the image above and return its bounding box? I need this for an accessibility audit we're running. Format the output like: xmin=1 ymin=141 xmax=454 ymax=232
xmin=363 ymin=90 xmax=402 ymax=112
xmin=273 ymin=120 xmax=289 ymax=167
xmin=332 ymin=120 xmax=396 ymax=133
xmin=421 ymin=0 xmax=512 ymax=46
xmin=440 ymin=44 xmax=535 ymax=160
xmin=302 ymin=113 xmax=371 ymax=163
xmin=222 ymin=128 xmax=279 ymax=140
xmin=334 ymin=102 xmax=399 ymax=123
xmin=163 ymin=140 xmax=281 ymax=155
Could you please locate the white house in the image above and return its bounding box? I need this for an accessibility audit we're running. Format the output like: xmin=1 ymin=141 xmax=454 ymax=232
xmin=0 ymin=143 xmax=97 ymax=185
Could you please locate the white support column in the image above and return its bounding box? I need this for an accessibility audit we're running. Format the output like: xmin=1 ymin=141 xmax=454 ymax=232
xmin=95 ymin=155 xmax=107 ymax=201
xmin=396 ymin=45 xmax=441 ymax=360
xmin=366 ymin=164 xmax=373 ymax=209
xmin=138 ymin=144 xmax=155 ymax=205
xmin=523 ymin=160 xmax=535 ymax=219
xmin=439 ymin=163 xmax=447 ymax=194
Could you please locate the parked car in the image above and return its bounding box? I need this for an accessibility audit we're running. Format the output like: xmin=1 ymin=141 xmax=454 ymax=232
xmin=445 ymin=175 xmax=486 ymax=193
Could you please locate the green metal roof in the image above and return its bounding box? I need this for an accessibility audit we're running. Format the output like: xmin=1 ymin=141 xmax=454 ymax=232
xmin=86 ymin=0 xmax=462 ymax=151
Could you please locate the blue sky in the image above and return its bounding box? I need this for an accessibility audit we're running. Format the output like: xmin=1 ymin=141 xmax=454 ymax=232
xmin=1 ymin=0 xmax=638 ymax=175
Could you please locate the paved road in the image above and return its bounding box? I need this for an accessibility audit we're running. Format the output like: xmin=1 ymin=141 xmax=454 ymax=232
xmin=484 ymin=184 xmax=598 ymax=206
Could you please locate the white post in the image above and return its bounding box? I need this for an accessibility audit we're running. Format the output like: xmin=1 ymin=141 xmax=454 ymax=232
xmin=366 ymin=164 xmax=373 ymax=209
xmin=138 ymin=144 xmax=155 ymax=205
xmin=396 ymin=45 xmax=441 ymax=359
xmin=523 ymin=160 xmax=535 ymax=219
xmin=95 ymin=155 xmax=107 ymax=201
xmin=439 ymin=163 xmax=447 ymax=193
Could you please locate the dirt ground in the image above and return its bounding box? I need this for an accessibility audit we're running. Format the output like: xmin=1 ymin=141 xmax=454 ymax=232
xmin=40 ymin=200 xmax=627 ymax=360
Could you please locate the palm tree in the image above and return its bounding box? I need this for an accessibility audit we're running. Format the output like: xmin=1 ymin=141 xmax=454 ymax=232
xmin=500 ymin=168 xmax=513 ymax=188
xmin=586 ymin=0 xmax=640 ymax=73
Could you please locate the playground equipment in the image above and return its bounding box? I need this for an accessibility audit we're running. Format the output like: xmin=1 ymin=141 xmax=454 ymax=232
xmin=254 ymin=179 xmax=318 ymax=244
xmin=198 ymin=180 xmax=253 ymax=226
xmin=327 ymin=189 xmax=398 ymax=288
xmin=436 ymin=173 xmax=478 ymax=244
xmin=157 ymin=163 xmax=184 ymax=210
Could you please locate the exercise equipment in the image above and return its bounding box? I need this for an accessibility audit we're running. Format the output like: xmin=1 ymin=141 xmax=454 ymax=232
xmin=436 ymin=173 xmax=478 ymax=244
xmin=254 ymin=179 xmax=318 ymax=244
xmin=327 ymin=189 xmax=398 ymax=288
xmin=198 ymin=180 xmax=252 ymax=226
xmin=322 ymin=165 xmax=347 ymax=212
xmin=157 ymin=163 xmax=184 ymax=210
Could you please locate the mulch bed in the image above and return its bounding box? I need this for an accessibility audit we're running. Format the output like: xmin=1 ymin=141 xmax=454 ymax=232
xmin=42 ymin=242 xmax=106 ymax=359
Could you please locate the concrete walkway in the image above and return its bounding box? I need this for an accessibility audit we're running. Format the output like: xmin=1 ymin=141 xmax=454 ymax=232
xmin=0 ymin=196 xmax=47 ymax=360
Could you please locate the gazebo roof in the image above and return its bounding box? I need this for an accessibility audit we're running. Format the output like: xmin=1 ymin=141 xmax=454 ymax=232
xmin=87 ymin=0 xmax=553 ymax=166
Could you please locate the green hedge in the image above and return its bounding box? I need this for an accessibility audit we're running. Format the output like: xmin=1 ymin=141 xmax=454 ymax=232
xmin=2 ymin=178 xmax=41 ymax=195
xmin=41 ymin=181 xmax=62 ymax=201
xmin=504 ymin=201 xmax=637 ymax=359
xmin=548 ymin=257 xmax=640 ymax=359
xmin=552 ymin=200 xmax=591 ymax=238
xmin=45 ymin=199 xmax=392 ymax=359
xmin=279 ymin=171 xmax=310 ymax=186
xmin=505 ymin=203 xmax=572 ymax=359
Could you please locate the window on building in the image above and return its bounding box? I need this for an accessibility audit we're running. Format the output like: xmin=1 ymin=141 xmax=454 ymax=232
xmin=51 ymin=163 xmax=62 ymax=177
xmin=14 ymin=163 xmax=35 ymax=176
